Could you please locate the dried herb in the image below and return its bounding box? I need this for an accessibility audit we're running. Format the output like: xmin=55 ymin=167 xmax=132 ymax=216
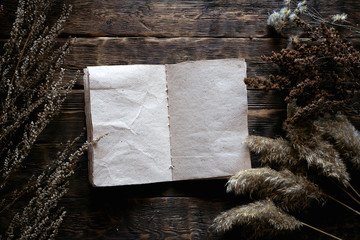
xmin=213 ymin=1 xmax=360 ymax=239
xmin=0 ymin=0 xmax=90 ymax=239
xmin=246 ymin=19 xmax=360 ymax=123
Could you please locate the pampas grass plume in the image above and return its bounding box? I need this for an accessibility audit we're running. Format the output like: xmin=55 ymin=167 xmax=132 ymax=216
xmin=315 ymin=114 xmax=360 ymax=170
xmin=212 ymin=200 xmax=302 ymax=234
xmin=226 ymin=168 xmax=324 ymax=211
xmin=245 ymin=135 xmax=298 ymax=169
xmin=286 ymin=123 xmax=350 ymax=186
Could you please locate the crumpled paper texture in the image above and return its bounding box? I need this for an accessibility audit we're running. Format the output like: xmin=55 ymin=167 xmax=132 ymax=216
xmin=84 ymin=59 xmax=251 ymax=187
xmin=167 ymin=59 xmax=251 ymax=180
xmin=85 ymin=65 xmax=172 ymax=186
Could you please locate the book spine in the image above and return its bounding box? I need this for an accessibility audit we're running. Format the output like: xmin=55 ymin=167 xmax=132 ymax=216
xmin=165 ymin=65 xmax=175 ymax=179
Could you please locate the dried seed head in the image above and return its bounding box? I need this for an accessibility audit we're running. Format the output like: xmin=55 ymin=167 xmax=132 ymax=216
xmin=286 ymin=122 xmax=350 ymax=186
xmin=245 ymin=135 xmax=300 ymax=169
xmin=212 ymin=200 xmax=303 ymax=235
xmin=226 ymin=168 xmax=324 ymax=211
xmin=314 ymin=114 xmax=360 ymax=170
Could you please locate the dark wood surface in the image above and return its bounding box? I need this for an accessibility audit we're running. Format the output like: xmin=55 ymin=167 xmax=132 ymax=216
xmin=1 ymin=0 xmax=360 ymax=239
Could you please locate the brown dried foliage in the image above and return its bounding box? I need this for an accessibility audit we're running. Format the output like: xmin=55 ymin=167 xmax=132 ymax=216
xmin=245 ymin=19 xmax=360 ymax=123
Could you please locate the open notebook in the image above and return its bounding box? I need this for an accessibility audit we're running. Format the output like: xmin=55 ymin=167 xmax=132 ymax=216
xmin=84 ymin=59 xmax=251 ymax=186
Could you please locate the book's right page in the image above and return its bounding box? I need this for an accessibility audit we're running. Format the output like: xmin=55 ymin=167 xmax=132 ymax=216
xmin=166 ymin=59 xmax=251 ymax=181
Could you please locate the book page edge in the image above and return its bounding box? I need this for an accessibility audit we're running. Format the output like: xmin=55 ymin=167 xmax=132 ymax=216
xmin=83 ymin=68 xmax=96 ymax=186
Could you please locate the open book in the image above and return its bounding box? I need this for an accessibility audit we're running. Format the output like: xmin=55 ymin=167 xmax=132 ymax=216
xmin=84 ymin=59 xmax=251 ymax=187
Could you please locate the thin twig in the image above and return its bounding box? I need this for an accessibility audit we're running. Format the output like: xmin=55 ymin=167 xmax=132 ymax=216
xmin=302 ymin=222 xmax=343 ymax=240
xmin=326 ymin=194 xmax=360 ymax=216
xmin=341 ymin=187 xmax=360 ymax=205
xmin=10 ymin=31 xmax=32 ymax=85
xmin=349 ymin=183 xmax=360 ymax=200
xmin=332 ymin=180 xmax=360 ymax=205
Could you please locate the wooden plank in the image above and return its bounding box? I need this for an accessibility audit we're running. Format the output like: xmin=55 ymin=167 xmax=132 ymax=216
xmin=56 ymin=197 xmax=229 ymax=239
xmin=65 ymin=37 xmax=288 ymax=80
xmin=2 ymin=0 xmax=360 ymax=38
xmin=65 ymin=37 xmax=360 ymax=80
xmin=55 ymin=196 xmax=360 ymax=240
xmin=2 ymin=1 xmax=360 ymax=239
xmin=67 ymin=37 xmax=280 ymax=66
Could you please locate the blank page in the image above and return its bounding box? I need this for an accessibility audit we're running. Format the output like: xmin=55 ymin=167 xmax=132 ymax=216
xmin=85 ymin=65 xmax=172 ymax=186
xmin=166 ymin=59 xmax=251 ymax=180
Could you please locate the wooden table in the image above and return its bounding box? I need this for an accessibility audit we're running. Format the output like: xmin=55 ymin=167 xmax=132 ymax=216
xmin=1 ymin=0 xmax=360 ymax=239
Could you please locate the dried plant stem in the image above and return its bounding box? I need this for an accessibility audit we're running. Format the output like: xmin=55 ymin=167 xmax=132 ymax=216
xmin=10 ymin=30 xmax=32 ymax=85
xmin=301 ymin=222 xmax=343 ymax=240
xmin=341 ymin=187 xmax=360 ymax=205
xmin=325 ymin=194 xmax=360 ymax=216
xmin=339 ymin=187 xmax=360 ymax=206
xmin=0 ymin=0 xmax=78 ymax=237
xmin=331 ymin=180 xmax=360 ymax=205
xmin=0 ymin=195 xmax=22 ymax=215
xmin=349 ymin=184 xmax=360 ymax=200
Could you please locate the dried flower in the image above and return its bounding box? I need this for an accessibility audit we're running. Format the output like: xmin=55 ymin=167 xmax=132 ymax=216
xmin=285 ymin=122 xmax=350 ymax=186
xmin=296 ymin=1 xmax=307 ymax=14
xmin=226 ymin=168 xmax=324 ymax=211
xmin=3 ymin=134 xmax=94 ymax=240
xmin=246 ymin=19 xmax=360 ymax=123
xmin=267 ymin=0 xmax=307 ymax=33
xmin=218 ymin=3 xmax=360 ymax=240
xmin=212 ymin=200 xmax=302 ymax=235
xmin=0 ymin=0 xmax=83 ymax=239
xmin=314 ymin=114 xmax=360 ymax=170
xmin=332 ymin=13 xmax=348 ymax=23
xmin=245 ymin=135 xmax=300 ymax=170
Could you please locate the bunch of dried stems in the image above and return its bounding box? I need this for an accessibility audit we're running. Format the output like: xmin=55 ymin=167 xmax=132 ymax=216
xmin=246 ymin=18 xmax=360 ymax=123
xmin=213 ymin=1 xmax=360 ymax=239
xmin=0 ymin=0 xmax=93 ymax=239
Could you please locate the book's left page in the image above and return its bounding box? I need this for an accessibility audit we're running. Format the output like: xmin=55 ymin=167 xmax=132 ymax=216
xmin=84 ymin=65 xmax=172 ymax=186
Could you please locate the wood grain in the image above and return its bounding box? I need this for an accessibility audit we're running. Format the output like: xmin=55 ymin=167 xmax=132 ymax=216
xmin=1 ymin=0 xmax=360 ymax=37
xmin=1 ymin=0 xmax=360 ymax=239
xmin=66 ymin=37 xmax=286 ymax=78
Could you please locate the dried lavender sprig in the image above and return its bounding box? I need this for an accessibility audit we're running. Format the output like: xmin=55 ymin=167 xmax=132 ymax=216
xmin=2 ymin=132 xmax=105 ymax=240
xmin=0 ymin=0 xmax=80 ymax=238
xmin=0 ymin=0 xmax=76 ymax=191
xmin=226 ymin=168 xmax=324 ymax=211
xmin=0 ymin=74 xmax=76 ymax=189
